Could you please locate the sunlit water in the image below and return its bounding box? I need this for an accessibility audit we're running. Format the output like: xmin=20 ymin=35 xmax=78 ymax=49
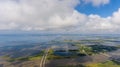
xmin=0 ymin=34 xmax=120 ymax=47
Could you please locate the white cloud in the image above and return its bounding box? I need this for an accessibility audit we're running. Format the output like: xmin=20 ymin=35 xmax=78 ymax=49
xmin=0 ymin=0 xmax=120 ymax=34
xmin=0 ymin=0 xmax=80 ymax=31
xmin=68 ymin=8 xmax=120 ymax=33
xmin=81 ymin=9 xmax=120 ymax=33
xmin=83 ymin=0 xmax=110 ymax=6
xmin=85 ymin=15 xmax=114 ymax=31
xmin=112 ymin=8 xmax=120 ymax=24
xmin=0 ymin=23 xmax=18 ymax=30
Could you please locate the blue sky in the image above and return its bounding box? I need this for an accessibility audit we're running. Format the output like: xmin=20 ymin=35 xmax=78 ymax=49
xmin=76 ymin=0 xmax=120 ymax=17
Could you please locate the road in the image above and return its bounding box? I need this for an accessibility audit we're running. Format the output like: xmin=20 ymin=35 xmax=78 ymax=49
xmin=40 ymin=48 xmax=50 ymax=67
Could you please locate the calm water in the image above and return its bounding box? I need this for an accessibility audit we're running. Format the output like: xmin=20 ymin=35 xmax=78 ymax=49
xmin=0 ymin=34 xmax=120 ymax=47
xmin=0 ymin=34 xmax=58 ymax=47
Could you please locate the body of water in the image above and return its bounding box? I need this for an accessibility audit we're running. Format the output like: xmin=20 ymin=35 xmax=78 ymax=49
xmin=0 ymin=34 xmax=120 ymax=47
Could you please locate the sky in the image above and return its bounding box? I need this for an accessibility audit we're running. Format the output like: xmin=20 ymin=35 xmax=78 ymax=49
xmin=0 ymin=0 xmax=120 ymax=34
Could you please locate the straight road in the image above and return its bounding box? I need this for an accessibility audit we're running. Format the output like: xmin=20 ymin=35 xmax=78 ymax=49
xmin=40 ymin=48 xmax=50 ymax=67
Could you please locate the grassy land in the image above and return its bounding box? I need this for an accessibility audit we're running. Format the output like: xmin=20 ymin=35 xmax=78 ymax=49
xmin=5 ymin=50 xmax=45 ymax=62
xmin=64 ymin=40 xmax=119 ymax=55
xmin=47 ymin=49 xmax=66 ymax=60
xmin=57 ymin=61 xmax=120 ymax=67
xmin=5 ymin=40 xmax=119 ymax=61
xmin=76 ymin=44 xmax=118 ymax=55
xmin=57 ymin=64 xmax=85 ymax=67
xmin=47 ymin=44 xmax=118 ymax=60
xmin=86 ymin=61 xmax=120 ymax=67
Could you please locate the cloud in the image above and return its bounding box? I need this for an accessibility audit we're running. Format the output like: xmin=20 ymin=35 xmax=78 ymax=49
xmin=0 ymin=23 xmax=18 ymax=30
xmin=66 ymin=8 xmax=120 ymax=34
xmin=83 ymin=0 xmax=110 ymax=6
xmin=0 ymin=0 xmax=120 ymax=34
xmin=81 ymin=9 xmax=120 ymax=33
xmin=112 ymin=8 xmax=120 ymax=24
xmin=0 ymin=0 xmax=80 ymax=31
